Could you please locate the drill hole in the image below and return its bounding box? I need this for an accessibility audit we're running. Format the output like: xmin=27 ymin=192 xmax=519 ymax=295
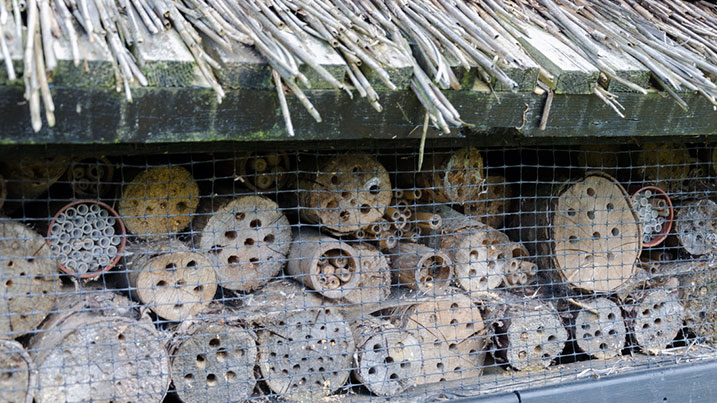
xmin=225 ymin=231 xmax=236 ymax=240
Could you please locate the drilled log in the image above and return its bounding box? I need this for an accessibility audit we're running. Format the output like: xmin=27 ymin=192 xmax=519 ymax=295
xmin=286 ymin=228 xmax=360 ymax=300
xmin=66 ymin=156 xmax=115 ymax=198
xmin=124 ymin=239 xmax=217 ymax=321
xmin=0 ymin=157 xmax=69 ymax=200
xmin=30 ymin=290 xmax=170 ymax=403
xmin=559 ymin=297 xmax=626 ymax=360
xmin=487 ymin=292 xmax=568 ymax=371
xmin=392 ymin=289 xmax=487 ymax=385
xmin=463 ymin=175 xmax=514 ymax=229
xmin=0 ymin=339 xmax=34 ymax=403
xmin=623 ymin=289 xmax=684 ymax=354
xmin=196 ymin=195 xmax=291 ymax=291
xmin=342 ymin=243 xmax=391 ymax=305
xmin=636 ymin=143 xmax=695 ymax=194
xmin=418 ymin=146 xmax=486 ymax=205
xmin=171 ymin=319 xmax=257 ymax=403
xmin=223 ymin=151 xmax=291 ymax=191
xmin=118 ymin=165 xmax=200 ymax=238
xmin=503 ymin=242 xmax=537 ymax=287
xmin=675 ymin=199 xmax=717 ymax=256
xmin=351 ymin=318 xmax=422 ymax=396
xmin=0 ymin=220 xmax=60 ymax=337
xmin=390 ymin=242 xmax=452 ymax=293
xmin=297 ymin=153 xmax=392 ymax=235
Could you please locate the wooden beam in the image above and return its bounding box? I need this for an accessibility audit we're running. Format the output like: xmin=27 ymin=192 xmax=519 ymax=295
xmin=133 ymin=25 xmax=205 ymax=88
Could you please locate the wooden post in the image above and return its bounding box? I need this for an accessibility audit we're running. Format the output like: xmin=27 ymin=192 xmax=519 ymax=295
xmin=118 ymin=165 xmax=200 ymax=238
xmin=675 ymin=199 xmax=716 ymax=256
xmin=418 ymin=146 xmax=486 ymax=205
xmin=171 ymin=318 xmax=257 ymax=403
xmin=392 ymin=289 xmax=487 ymax=385
xmin=0 ymin=220 xmax=60 ymax=337
xmin=196 ymin=195 xmax=291 ymax=291
xmin=0 ymin=173 xmax=6 ymax=211
xmin=124 ymin=239 xmax=217 ymax=321
xmin=487 ymin=292 xmax=568 ymax=371
xmin=30 ymin=289 xmax=171 ymax=403
xmin=351 ymin=318 xmax=423 ymax=396
xmin=622 ymin=289 xmax=684 ymax=354
xmin=463 ymin=175 xmax=514 ymax=229
xmin=0 ymin=157 xmax=69 ymax=200
xmin=390 ymin=242 xmax=453 ymax=293
xmin=66 ymin=156 xmax=115 ymax=198
xmin=0 ymin=339 xmax=35 ymax=403
xmin=559 ymin=297 xmax=626 ymax=360
xmin=286 ymin=228 xmax=361 ymax=300
xmin=297 ymin=153 xmax=392 ymax=235
xmin=342 ymin=242 xmax=391 ymax=305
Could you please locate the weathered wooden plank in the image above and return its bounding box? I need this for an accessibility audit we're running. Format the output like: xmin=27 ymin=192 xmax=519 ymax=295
xmin=516 ymin=25 xmax=599 ymax=94
xmin=365 ymin=43 xmax=413 ymax=90
xmin=594 ymin=43 xmax=651 ymax=93
xmin=133 ymin=25 xmax=205 ymax=88
xmin=52 ymin=25 xmax=116 ymax=88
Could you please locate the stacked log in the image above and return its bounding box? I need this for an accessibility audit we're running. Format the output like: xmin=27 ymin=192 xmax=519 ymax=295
xmin=287 ymin=228 xmax=360 ymax=299
xmin=0 ymin=157 xmax=69 ymax=200
xmin=297 ymin=153 xmax=392 ymax=235
xmin=196 ymin=195 xmax=291 ymax=291
xmin=559 ymin=297 xmax=626 ymax=360
xmin=124 ymin=239 xmax=217 ymax=321
xmin=417 ymin=146 xmax=486 ymax=205
xmin=170 ymin=311 xmax=258 ymax=403
xmin=342 ymin=243 xmax=391 ymax=305
xmin=503 ymin=242 xmax=537 ymax=287
xmin=30 ymin=290 xmax=171 ymax=403
xmin=517 ymin=172 xmax=642 ymax=293
xmin=66 ymin=156 xmax=115 ymax=198
xmin=635 ymin=143 xmax=695 ymax=194
xmin=675 ymin=199 xmax=716 ymax=256
xmin=0 ymin=220 xmax=61 ymax=337
xmin=463 ymin=175 xmax=514 ymax=229
xmin=234 ymin=152 xmax=291 ymax=191
xmin=118 ymin=166 xmax=200 ymax=238
xmin=390 ymin=242 xmax=452 ymax=293
xmin=392 ymin=289 xmax=487 ymax=385
xmin=0 ymin=339 xmax=35 ymax=403
xmin=622 ymin=289 xmax=684 ymax=354
xmin=351 ymin=318 xmax=423 ymax=396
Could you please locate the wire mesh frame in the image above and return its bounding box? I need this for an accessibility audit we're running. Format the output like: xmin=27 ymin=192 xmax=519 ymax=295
xmin=0 ymin=142 xmax=715 ymax=402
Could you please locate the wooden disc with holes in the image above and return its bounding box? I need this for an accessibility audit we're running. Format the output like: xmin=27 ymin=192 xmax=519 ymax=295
xmin=171 ymin=323 xmax=257 ymax=403
xmin=0 ymin=157 xmax=69 ymax=200
xmin=343 ymin=243 xmax=391 ymax=305
xmin=394 ymin=290 xmax=486 ymax=385
xmin=297 ymin=153 xmax=392 ymax=235
xmin=0 ymin=339 xmax=34 ymax=403
xmin=390 ymin=242 xmax=452 ymax=293
xmin=440 ymin=226 xmax=510 ymax=293
xmin=551 ymin=173 xmax=641 ymax=292
xmin=351 ymin=318 xmax=422 ymax=396
xmin=197 ymin=196 xmax=291 ymax=292
xmin=119 ymin=166 xmax=199 ymax=238
xmin=31 ymin=290 xmax=170 ymax=403
xmin=488 ymin=295 xmax=567 ymax=371
xmin=257 ymin=308 xmax=355 ymax=400
xmin=0 ymin=220 xmax=60 ymax=337
xmin=66 ymin=156 xmax=115 ymax=198
xmin=418 ymin=147 xmax=485 ymax=205
xmin=675 ymin=199 xmax=717 ymax=256
xmin=628 ymin=290 xmax=684 ymax=353
xmin=572 ymin=298 xmax=625 ymax=360
xmin=673 ymin=260 xmax=717 ymax=343
xmin=463 ymin=175 xmax=513 ymax=229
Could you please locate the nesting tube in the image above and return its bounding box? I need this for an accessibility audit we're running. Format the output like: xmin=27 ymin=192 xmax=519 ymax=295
xmin=390 ymin=242 xmax=452 ymax=293
xmin=234 ymin=151 xmax=291 ymax=191
xmin=503 ymin=242 xmax=536 ymax=287
xmin=287 ymin=228 xmax=360 ymax=299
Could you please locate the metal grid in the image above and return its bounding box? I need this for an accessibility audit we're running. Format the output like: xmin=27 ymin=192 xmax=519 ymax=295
xmin=0 ymin=142 xmax=715 ymax=402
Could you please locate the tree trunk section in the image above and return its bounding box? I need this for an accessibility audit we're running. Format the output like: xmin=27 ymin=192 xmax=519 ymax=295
xmin=0 ymin=339 xmax=34 ymax=403
xmin=675 ymin=199 xmax=716 ymax=256
xmin=622 ymin=289 xmax=684 ymax=354
xmin=342 ymin=243 xmax=391 ymax=305
xmin=417 ymin=147 xmax=486 ymax=205
xmin=390 ymin=242 xmax=452 ymax=293
xmin=462 ymin=175 xmax=513 ymax=229
xmin=558 ymin=297 xmax=626 ymax=360
xmin=0 ymin=157 xmax=69 ymax=201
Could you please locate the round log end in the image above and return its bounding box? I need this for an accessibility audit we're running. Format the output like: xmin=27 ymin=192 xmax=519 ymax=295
xmin=354 ymin=330 xmax=422 ymax=396
xmin=675 ymin=199 xmax=717 ymax=256
xmin=502 ymin=302 xmax=567 ymax=371
xmin=574 ymin=298 xmax=626 ymax=360
xmin=0 ymin=339 xmax=34 ymax=403
xmin=632 ymin=290 xmax=684 ymax=353
xmin=449 ymin=229 xmax=508 ymax=293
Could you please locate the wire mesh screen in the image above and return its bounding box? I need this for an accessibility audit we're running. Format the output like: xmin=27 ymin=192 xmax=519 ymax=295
xmin=0 ymin=142 xmax=715 ymax=402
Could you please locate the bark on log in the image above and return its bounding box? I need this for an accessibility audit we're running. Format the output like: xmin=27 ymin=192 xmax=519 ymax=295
xmin=124 ymin=239 xmax=217 ymax=321
xmin=351 ymin=318 xmax=422 ymax=396
xmin=675 ymin=199 xmax=716 ymax=256
xmin=558 ymin=297 xmax=626 ymax=360
xmin=0 ymin=339 xmax=34 ymax=403
xmin=0 ymin=220 xmax=60 ymax=337
xmin=515 ymin=172 xmax=641 ymax=293
xmin=392 ymin=289 xmax=487 ymax=385
xmin=30 ymin=289 xmax=170 ymax=403
xmin=196 ymin=195 xmax=291 ymax=291
xmin=417 ymin=147 xmax=486 ymax=205
xmin=66 ymin=156 xmax=115 ymax=198
xmin=0 ymin=157 xmax=69 ymax=200
xmin=622 ymin=289 xmax=684 ymax=354
xmin=297 ymin=153 xmax=392 ymax=235
xmin=342 ymin=242 xmax=391 ymax=305
xmin=390 ymin=242 xmax=452 ymax=293
xmin=170 ymin=319 xmax=257 ymax=403
xmin=118 ymin=166 xmax=200 ymax=238
xmin=286 ymin=228 xmax=360 ymax=300
xmin=462 ymin=175 xmax=514 ymax=229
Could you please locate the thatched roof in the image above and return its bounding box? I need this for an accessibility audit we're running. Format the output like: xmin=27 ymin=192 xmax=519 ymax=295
xmin=3 ymin=0 xmax=717 ymax=135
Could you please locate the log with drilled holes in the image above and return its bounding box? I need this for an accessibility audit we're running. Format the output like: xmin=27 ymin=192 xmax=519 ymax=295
xmin=503 ymin=242 xmax=537 ymax=287
xmin=249 ymin=281 xmax=355 ymax=401
xmin=342 ymin=242 xmax=391 ymax=305
xmin=170 ymin=315 xmax=257 ymax=403
xmin=297 ymin=153 xmax=392 ymax=235
xmin=0 ymin=220 xmax=61 ymax=337
xmin=230 ymin=151 xmax=291 ymax=191
xmin=0 ymin=157 xmax=69 ymax=201
xmin=516 ymin=172 xmax=641 ymax=293
xmin=392 ymin=289 xmax=487 ymax=385
xmin=66 ymin=156 xmax=115 ymax=198
xmin=636 ymin=143 xmax=695 ymax=194
xmin=390 ymin=242 xmax=452 ymax=293
xmin=463 ymin=175 xmax=513 ymax=229
xmin=675 ymin=199 xmax=717 ymax=256
xmin=124 ymin=239 xmax=217 ymax=321
xmin=30 ymin=290 xmax=170 ymax=403
xmin=118 ymin=166 xmax=199 ymax=238
xmin=622 ymin=289 xmax=685 ymax=354
xmin=0 ymin=339 xmax=35 ymax=403
xmin=286 ymin=228 xmax=360 ymax=300
xmin=195 ymin=195 xmax=291 ymax=292
xmin=558 ymin=297 xmax=626 ymax=360
xmin=418 ymin=147 xmax=486 ymax=205
xmin=487 ymin=292 xmax=568 ymax=371
xmin=351 ymin=317 xmax=423 ymax=396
